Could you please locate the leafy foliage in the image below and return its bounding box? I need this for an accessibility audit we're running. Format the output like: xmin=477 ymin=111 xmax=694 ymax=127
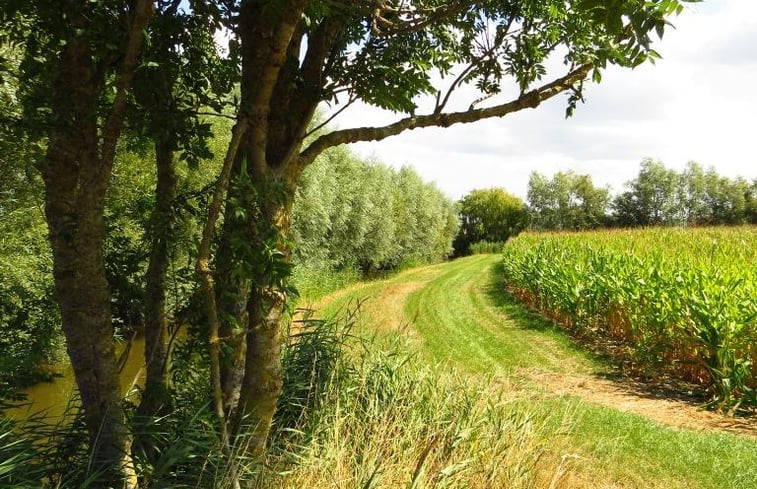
xmin=612 ymin=159 xmax=757 ymax=227
xmin=291 ymin=147 xmax=459 ymax=273
xmin=527 ymin=170 xmax=611 ymax=230
xmin=500 ymin=227 xmax=757 ymax=411
xmin=453 ymin=188 xmax=528 ymax=256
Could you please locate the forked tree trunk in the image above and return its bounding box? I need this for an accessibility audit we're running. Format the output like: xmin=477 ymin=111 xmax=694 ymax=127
xmin=42 ymin=37 xmax=136 ymax=488
xmin=39 ymin=2 xmax=152 ymax=485
xmin=138 ymin=139 xmax=176 ymax=418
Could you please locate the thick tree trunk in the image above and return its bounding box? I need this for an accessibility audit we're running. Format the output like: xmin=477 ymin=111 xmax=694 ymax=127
xmin=45 ymin=170 xmax=134 ymax=486
xmin=232 ymin=177 xmax=296 ymax=459
xmin=138 ymin=139 xmax=176 ymax=417
xmin=42 ymin=37 xmax=135 ymax=487
xmin=39 ymin=2 xmax=151 ymax=484
xmin=234 ymin=281 xmax=286 ymax=458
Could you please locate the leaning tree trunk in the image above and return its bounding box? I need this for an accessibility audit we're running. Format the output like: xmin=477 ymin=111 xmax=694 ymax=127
xmin=42 ymin=37 xmax=135 ymax=488
xmin=214 ymin=155 xmax=252 ymax=416
xmin=138 ymin=138 xmax=177 ymax=418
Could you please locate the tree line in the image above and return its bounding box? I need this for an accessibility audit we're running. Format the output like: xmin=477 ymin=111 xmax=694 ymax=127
xmin=0 ymin=134 xmax=455 ymax=396
xmin=293 ymin=148 xmax=457 ymax=274
xmin=527 ymin=159 xmax=757 ymax=230
xmin=0 ymin=0 xmax=686 ymax=485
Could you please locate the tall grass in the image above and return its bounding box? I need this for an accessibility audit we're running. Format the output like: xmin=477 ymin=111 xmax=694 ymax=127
xmin=469 ymin=241 xmax=506 ymax=255
xmin=290 ymin=261 xmax=361 ymax=301
xmin=264 ymin=312 xmax=568 ymax=488
xmin=1 ymin=306 xmax=568 ymax=488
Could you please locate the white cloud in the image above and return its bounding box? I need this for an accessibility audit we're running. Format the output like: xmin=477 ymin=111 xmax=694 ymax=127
xmin=328 ymin=1 xmax=757 ymax=200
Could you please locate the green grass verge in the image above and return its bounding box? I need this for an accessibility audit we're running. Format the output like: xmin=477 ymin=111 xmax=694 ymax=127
xmin=315 ymin=254 xmax=757 ymax=489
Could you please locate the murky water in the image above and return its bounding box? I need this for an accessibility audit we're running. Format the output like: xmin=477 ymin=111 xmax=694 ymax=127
xmin=7 ymin=337 xmax=147 ymax=423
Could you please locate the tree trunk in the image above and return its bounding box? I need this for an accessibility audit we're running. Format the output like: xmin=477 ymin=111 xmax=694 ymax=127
xmin=215 ymin=155 xmax=251 ymax=416
xmin=234 ymin=280 xmax=286 ymax=459
xmin=39 ymin=1 xmax=151 ymax=483
xmin=215 ymin=221 xmax=249 ymax=416
xmin=138 ymin=139 xmax=176 ymax=418
xmin=232 ymin=175 xmax=297 ymax=459
xmin=42 ymin=37 xmax=135 ymax=487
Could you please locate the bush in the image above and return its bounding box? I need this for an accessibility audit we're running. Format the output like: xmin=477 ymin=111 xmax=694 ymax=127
xmin=470 ymin=241 xmax=506 ymax=255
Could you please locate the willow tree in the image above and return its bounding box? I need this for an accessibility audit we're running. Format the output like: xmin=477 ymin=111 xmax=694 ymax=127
xmin=207 ymin=0 xmax=690 ymax=458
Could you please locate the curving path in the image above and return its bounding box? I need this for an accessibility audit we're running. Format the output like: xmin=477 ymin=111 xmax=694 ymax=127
xmin=315 ymin=254 xmax=757 ymax=489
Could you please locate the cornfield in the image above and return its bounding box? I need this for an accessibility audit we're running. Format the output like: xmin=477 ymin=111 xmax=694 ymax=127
xmin=500 ymin=226 xmax=757 ymax=411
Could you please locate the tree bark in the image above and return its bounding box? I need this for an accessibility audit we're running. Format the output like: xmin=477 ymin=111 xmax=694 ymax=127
xmin=42 ymin=36 xmax=136 ymax=488
xmin=215 ymin=212 xmax=249 ymax=415
xmin=232 ymin=179 xmax=295 ymax=459
xmin=234 ymin=278 xmax=286 ymax=459
xmin=138 ymin=138 xmax=176 ymax=418
xmin=39 ymin=2 xmax=152 ymax=485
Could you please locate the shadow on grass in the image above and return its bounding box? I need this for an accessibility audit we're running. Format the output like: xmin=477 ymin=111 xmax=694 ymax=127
xmin=484 ymin=260 xmax=723 ymax=411
xmin=485 ymin=263 xmax=554 ymax=333
xmin=484 ymin=260 xmax=614 ymax=366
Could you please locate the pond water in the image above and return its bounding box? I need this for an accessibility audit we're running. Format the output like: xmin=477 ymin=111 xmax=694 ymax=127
xmin=7 ymin=336 xmax=147 ymax=423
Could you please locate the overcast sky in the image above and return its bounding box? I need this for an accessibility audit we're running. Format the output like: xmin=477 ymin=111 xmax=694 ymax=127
xmin=328 ymin=0 xmax=757 ymax=200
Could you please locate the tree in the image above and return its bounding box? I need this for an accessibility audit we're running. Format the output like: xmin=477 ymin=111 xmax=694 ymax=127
xmin=527 ymin=170 xmax=610 ymax=230
xmin=1 ymin=1 xmax=153 ymax=484
xmin=453 ymin=188 xmax=528 ymax=255
xmin=703 ymin=169 xmax=750 ymax=225
xmin=612 ymin=158 xmax=681 ymax=226
xmin=747 ymin=179 xmax=757 ymax=224
xmin=290 ymin=148 xmax=456 ymax=271
xmin=2 ymin=0 xmax=690 ymax=482
xmin=678 ymin=161 xmax=710 ymax=224
xmin=208 ymin=1 xmax=686 ymax=459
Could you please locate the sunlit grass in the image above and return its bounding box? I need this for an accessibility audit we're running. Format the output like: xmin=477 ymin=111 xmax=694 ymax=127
xmin=315 ymin=254 xmax=757 ymax=488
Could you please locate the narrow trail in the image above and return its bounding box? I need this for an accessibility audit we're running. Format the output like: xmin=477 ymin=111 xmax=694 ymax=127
xmin=318 ymin=254 xmax=757 ymax=439
xmin=414 ymin=255 xmax=757 ymax=438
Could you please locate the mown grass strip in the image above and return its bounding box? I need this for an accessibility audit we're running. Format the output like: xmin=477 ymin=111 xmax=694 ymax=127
xmin=318 ymin=254 xmax=757 ymax=489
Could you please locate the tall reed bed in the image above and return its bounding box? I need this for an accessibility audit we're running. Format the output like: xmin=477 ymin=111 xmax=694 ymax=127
xmin=500 ymin=226 xmax=757 ymax=411
xmin=1 ymin=308 xmax=569 ymax=488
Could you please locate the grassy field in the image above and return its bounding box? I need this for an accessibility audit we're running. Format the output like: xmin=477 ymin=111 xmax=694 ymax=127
xmin=306 ymin=254 xmax=757 ymax=489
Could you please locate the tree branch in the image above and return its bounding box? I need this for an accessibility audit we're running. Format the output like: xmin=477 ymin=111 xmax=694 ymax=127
xmin=299 ymin=63 xmax=592 ymax=167
xmin=99 ymin=0 xmax=154 ymax=170
xmin=195 ymin=116 xmax=248 ymax=455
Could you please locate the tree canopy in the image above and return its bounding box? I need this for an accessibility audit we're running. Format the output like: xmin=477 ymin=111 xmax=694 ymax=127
xmin=0 ymin=0 xmax=692 ymax=486
xmin=527 ymin=170 xmax=611 ymax=230
xmin=454 ymin=188 xmax=528 ymax=255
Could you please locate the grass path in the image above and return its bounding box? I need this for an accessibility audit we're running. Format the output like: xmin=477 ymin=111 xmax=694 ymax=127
xmin=314 ymin=255 xmax=757 ymax=489
xmin=405 ymin=254 xmax=590 ymax=374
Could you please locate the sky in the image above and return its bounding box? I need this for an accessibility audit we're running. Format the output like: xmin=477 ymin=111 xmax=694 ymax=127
xmin=327 ymin=0 xmax=757 ymax=200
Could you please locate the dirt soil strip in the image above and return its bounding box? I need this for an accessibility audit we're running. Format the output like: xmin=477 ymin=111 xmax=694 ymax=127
xmin=518 ymin=367 xmax=757 ymax=438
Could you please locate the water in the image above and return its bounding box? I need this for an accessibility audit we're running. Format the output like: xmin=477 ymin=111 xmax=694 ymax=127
xmin=7 ymin=336 xmax=147 ymax=423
